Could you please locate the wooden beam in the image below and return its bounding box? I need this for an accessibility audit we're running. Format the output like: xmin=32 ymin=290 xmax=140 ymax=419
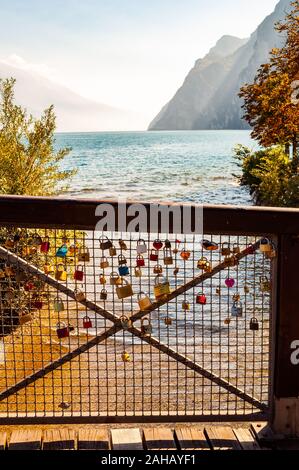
xmin=233 ymin=428 xmax=260 ymax=450
xmin=8 ymin=429 xmax=42 ymax=450
xmin=111 ymin=428 xmax=143 ymax=450
xmin=0 ymin=194 xmax=299 ymax=234
xmin=175 ymin=427 xmax=210 ymax=450
xmin=43 ymin=429 xmax=76 ymax=450
xmin=77 ymin=429 xmax=109 ymax=450
xmin=143 ymin=428 xmax=177 ymax=450
xmin=205 ymin=426 xmax=242 ymax=450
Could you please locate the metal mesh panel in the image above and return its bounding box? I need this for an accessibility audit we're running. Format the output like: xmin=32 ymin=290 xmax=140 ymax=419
xmin=0 ymin=228 xmax=272 ymax=420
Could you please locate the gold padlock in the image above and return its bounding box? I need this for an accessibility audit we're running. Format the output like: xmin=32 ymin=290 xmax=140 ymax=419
xmin=55 ymin=264 xmax=67 ymax=281
xmin=78 ymin=245 xmax=90 ymax=262
xmin=99 ymin=274 xmax=107 ymax=285
xmin=100 ymin=256 xmax=109 ymax=269
xmin=153 ymin=264 xmax=163 ymax=274
xmin=260 ymin=276 xmax=271 ymax=293
xmin=74 ymin=288 xmax=86 ymax=302
xmin=138 ymin=291 xmax=152 ymax=311
xmin=19 ymin=310 xmax=33 ymax=325
xmin=122 ymin=351 xmax=131 ymax=362
xmin=182 ymin=301 xmax=190 ymax=311
xmin=154 ymin=275 xmax=170 ymax=300
xmin=44 ymin=264 xmax=54 ymax=275
xmin=221 ymin=242 xmax=231 ymax=256
xmin=116 ymin=278 xmax=134 ymax=299
xmin=110 ymin=272 xmax=121 ymax=286
xmin=134 ymin=266 xmax=142 ymax=277
xmin=109 ymin=245 xmax=117 ymax=256
xmin=164 ymin=316 xmax=172 ymax=326
xmin=163 ymin=247 xmax=173 ymax=266
xmin=120 ymin=314 xmax=132 ymax=330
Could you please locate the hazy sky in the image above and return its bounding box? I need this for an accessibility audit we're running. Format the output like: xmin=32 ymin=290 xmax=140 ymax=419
xmin=0 ymin=0 xmax=280 ymax=127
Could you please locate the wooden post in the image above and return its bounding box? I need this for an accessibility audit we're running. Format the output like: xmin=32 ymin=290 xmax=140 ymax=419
xmin=272 ymin=234 xmax=299 ymax=436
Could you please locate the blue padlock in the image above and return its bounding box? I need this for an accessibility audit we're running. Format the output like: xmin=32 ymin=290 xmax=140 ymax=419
xmin=118 ymin=265 xmax=129 ymax=276
xmin=56 ymin=244 xmax=68 ymax=258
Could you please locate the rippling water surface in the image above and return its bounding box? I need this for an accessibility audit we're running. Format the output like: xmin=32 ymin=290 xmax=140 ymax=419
xmin=55 ymin=130 xmax=256 ymax=205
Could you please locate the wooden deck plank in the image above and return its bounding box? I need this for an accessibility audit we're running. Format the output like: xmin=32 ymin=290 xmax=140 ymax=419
xmin=43 ymin=429 xmax=76 ymax=450
xmin=251 ymin=422 xmax=275 ymax=443
xmin=111 ymin=428 xmax=143 ymax=450
xmin=205 ymin=426 xmax=242 ymax=451
xmin=175 ymin=427 xmax=210 ymax=450
xmin=0 ymin=432 xmax=7 ymax=450
xmin=143 ymin=428 xmax=177 ymax=450
xmin=233 ymin=428 xmax=261 ymax=450
xmin=78 ymin=429 xmax=109 ymax=450
xmin=8 ymin=430 xmax=42 ymax=450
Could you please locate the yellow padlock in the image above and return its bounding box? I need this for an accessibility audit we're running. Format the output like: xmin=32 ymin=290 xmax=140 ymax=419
xmin=116 ymin=278 xmax=134 ymax=299
xmin=122 ymin=351 xmax=131 ymax=362
xmin=138 ymin=291 xmax=152 ymax=310
xmin=44 ymin=264 xmax=54 ymax=275
xmin=55 ymin=264 xmax=68 ymax=281
xmin=154 ymin=275 xmax=170 ymax=300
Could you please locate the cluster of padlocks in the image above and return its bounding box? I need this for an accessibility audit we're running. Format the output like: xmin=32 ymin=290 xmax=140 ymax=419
xmin=0 ymin=232 xmax=275 ymax=359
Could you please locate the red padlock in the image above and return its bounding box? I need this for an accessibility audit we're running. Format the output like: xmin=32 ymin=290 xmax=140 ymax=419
xmin=196 ymin=293 xmax=207 ymax=305
xmin=153 ymin=239 xmax=163 ymax=250
xmin=74 ymin=265 xmax=84 ymax=281
xmin=32 ymin=298 xmax=43 ymax=309
xmin=83 ymin=316 xmax=92 ymax=329
xmin=245 ymin=243 xmax=255 ymax=255
xmin=24 ymin=281 xmax=35 ymax=291
xmin=56 ymin=322 xmax=69 ymax=339
xmin=40 ymin=236 xmax=50 ymax=253
xmin=136 ymin=255 xmax=145 ymax=267
xmin=149 ymin=249 xmax=159 ymax=262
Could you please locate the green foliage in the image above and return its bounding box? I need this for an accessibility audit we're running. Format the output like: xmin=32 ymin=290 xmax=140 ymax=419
xmin=0 ymin=78 xmax=76 ymax=195
xmin=234 ymin=144 xmax=299 ymax=207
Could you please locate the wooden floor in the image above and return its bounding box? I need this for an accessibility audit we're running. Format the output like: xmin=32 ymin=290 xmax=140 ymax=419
xmin=0 ymin=422 xmax=296 ymax=450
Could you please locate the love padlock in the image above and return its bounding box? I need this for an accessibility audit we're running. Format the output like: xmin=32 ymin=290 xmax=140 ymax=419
xmin=118 ymin=265 xmax=129 ymax=276
xmin=182 ymin=301 xmax=190 ymax=311
xmin=100 ymin=288 xmax=108 ymax=300
xmin=99 ymin=235 xmax=113 ymax=251
xmin=100 ymin=256 xmax=109 ymax=269
xmin=259 ymin=237 xmax=272 ymax=253
xmin=164 ymin=316 xmax=172 ymax=326
xmin=232 ymin=243 xmax=240 ymax=254
xmin=53 ymin=296 xmax=65 ymax=312
xmin=136 ymin=254 xmax=145 ymax=267
xmin=74 ymin=265 xmax=84 ymax=281
xmin=121 ymin=351 xmax=131 ymax=362
xmin=201 ymin=239 xmax=219 ymax=251
xmin=225 ymin=277 xmax=235 ymax=288
xmin=180 ymin=249 xmax=191 ymax=261
xmin=83 ymin=316 xmax=92 ymax=329
xmin=134 ymin=266 xmax=142 ymax=277
xmin=120 ymin=314 xmax=132 ymax=330
xmin=136 ymin=239 xmax=147 ymax=254
xmin=56 ymin=244 xmax=68 ymax=258
xmin=44 ymin=264 xmax=54 ymax=275
xmin=109 ymin=245 xmax=117 ymax=257
xmin=150 ymin=249 xmax=159 ymax=262
xmin=78 ymin=245 xmax=90 ymax=262
xmin=116 ymin=278 xmax=134 ymax=299
xmin=196 ymin=293 xmax=207 ymax=305
xmin=99 ymin=274 xmax=107 ymax=285
xmin=153 ymin=275 xmax=170 ymax=300
xmin=141 ymin=318 xmax=152 ymax=336
xmin=40 ymin=236 xmax=50 ymax=253
xmin=153 ymin=264 xmax=163 ymax=274
xmin=55 ymin=264 xmax=68 ymax=281
xmin=221 ymin=242 xmax=231 ymax=256
xmin=231 ymin=301 xmax=243 ymax=317
xmin=119 ymin=239 xmax=128 ymax=250
xmin=153 ymin=239 xmax=163 ymax=250
xmin=32 ymin=297 xmax=43 ymax=310
xmin=138 ymin=291 xmax=152 ymax=310
xmin=110 ymin=272 xmax=120 ymax=285
xmin=74 ymin=288 xmax=86 ymax=302
xmin=19 ymin=310 xmax=33 ymax=325
xmin=56 ymin=322 xmax=69 ymax=339
xmin=163 ymin=247 xmax=173 ymax=265
xmin=260 ymin=276 xmax=271 ymax=293
xmin=250 ymin=317 xmax=259 ymax=331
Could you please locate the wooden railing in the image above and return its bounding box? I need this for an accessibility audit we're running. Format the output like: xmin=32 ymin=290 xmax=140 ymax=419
xmin=0 ymin=195 xmax=298 ymax=435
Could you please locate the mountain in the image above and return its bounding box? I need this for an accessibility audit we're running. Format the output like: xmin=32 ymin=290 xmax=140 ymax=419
xmin=0 ymin=61 xmax=140 ymax=132
xmin=149 ymin=0 xmax=292 ymax=131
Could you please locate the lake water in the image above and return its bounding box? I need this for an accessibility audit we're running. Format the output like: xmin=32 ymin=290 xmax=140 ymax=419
xmin=55 ymin=130 xmax=257 ymax=205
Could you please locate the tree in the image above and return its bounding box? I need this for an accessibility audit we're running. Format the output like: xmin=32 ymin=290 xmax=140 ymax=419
xmin=239 ymin=1 xmax=299 ymax=165
xmin=0 ymin=78 xmax=76 ymax=195
xmin=234 ymin=144 xmax=299 ymax=207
